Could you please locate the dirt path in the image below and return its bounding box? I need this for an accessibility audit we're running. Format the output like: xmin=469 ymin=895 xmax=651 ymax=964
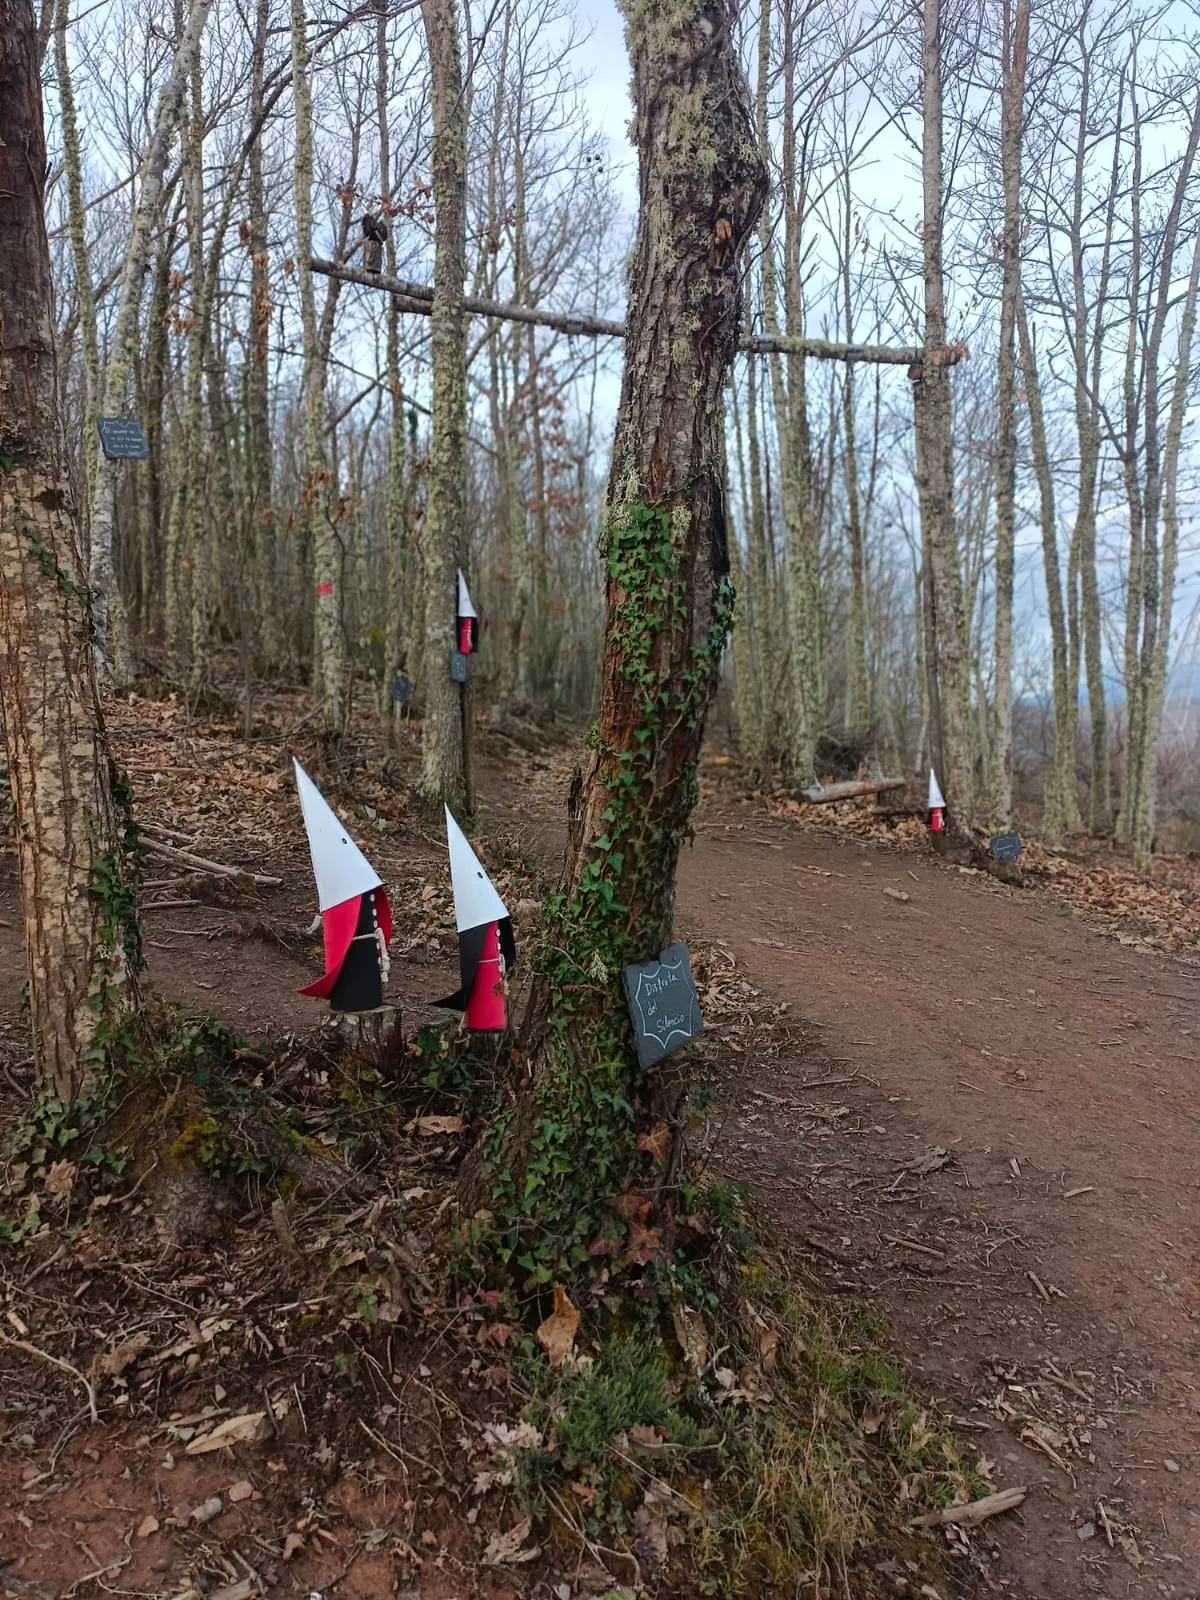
xmin=3 ymin=729 xmax=1198 ymax=1598
xmin=484 ymin=764 xmax=1200 ymax=1600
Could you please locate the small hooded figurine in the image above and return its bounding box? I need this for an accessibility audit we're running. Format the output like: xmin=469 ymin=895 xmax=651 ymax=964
xmin=456 ymin=568 xmax=478 ymax=656
xmin=361 ymin=212 xmax=387 ymax=275
xmin=294 ymin=759 xmax=392 ymax=1011
xmin=435 ymin=807 xmax=515 ymax=1030
xmin=927 ymin=769 xmax=946 ymax=833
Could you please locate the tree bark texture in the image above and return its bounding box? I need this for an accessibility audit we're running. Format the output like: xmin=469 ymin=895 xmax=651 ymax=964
xmin=913 ymin=0 xmax=974 ymax=840
xmin=0 ymin=0 xmax=138 ymax=1102
xmin=418 ymin=0 xmax=470 ymax=812
xmin=987 ymin=0 xmax=1028 ymax=829
xmin=474 ymin=0 xmax=768 ymax=1273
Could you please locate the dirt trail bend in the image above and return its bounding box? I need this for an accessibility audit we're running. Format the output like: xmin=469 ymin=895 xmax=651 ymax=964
xmin=487 ymin=768 xmax=1200 ymax=1600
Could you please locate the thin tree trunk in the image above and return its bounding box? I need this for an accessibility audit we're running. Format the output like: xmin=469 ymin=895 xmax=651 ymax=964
xmin=377 ymin=0 xmax=408 ymax=737
xmin=987 ymin=0 xmax=1028 ymax=828
xmin=0 ymin=0 xmax=139 ymax=1102
xmin=246 ymin=0 xmax=275 ymax=674
xmin=914 ymin=0 xmax=973 ymax=840
xmin=88 ymin=0 xmax=212 ymax=678
xmin=1139 ymin=221 xmax=1200 ymax=862
xmin=292 ymin=0 xmax=347 ymax=729
xmin=53 ymin=0 xmax=100 ymax=551
xmin=418 ymin=0 xmax=470 ymax=811
xmin=1017 ymin=296 xmax=1078 ymax=840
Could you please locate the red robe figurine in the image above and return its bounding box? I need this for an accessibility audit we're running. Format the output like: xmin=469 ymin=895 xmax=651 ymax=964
xmin=436 ymin=806 xmax=515 ymax=1031
xmin=294 ymin=760 xmax=392 ymax=1011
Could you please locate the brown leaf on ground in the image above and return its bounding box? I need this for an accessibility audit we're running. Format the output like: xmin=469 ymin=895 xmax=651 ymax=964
xmin=536 ymin=1284 xmax=579 ymax=1368
xmin=482 ymin=1515 xmax=540 ymax=1565
xmin=756 ymin=1324 xmax=779 ymax=1372
xmin=44 ymin=1160 xmax=76 ymax=1195
xmin=185 ymin=1411 xmax=267 ymax=1453
xmin=673 ymin=1305 xmax=708 ymax=1371
xmin=629 ymin=1422 xmax=667 ymax=1457
xmin=634 ymin=1503 xmax=670 ymax=1571
xmin=97 ymin=1331 xmax=152 ymax=1377
xmin=637 ymin=1121 xmax=671 ymax=1163
xmin=407 ymin=1115 xmax=464 ymax=1136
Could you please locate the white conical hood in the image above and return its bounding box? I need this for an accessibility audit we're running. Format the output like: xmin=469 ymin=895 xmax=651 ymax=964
xmin=928 ymin=769 xmax=946 ymax=810
xmin=445 ymin=806 xmax=508 ymax=931
xmin=294 ymin=759 xmax=382 ymax=911
xmin=456 ymin=568 xmax=477 ymax=618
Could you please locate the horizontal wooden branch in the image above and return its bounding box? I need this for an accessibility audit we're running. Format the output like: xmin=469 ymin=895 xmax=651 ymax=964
xmin=797 ymin=777 xmax=907 ymax=804
xmin=310 ymin=258 xmax=923 ymax=365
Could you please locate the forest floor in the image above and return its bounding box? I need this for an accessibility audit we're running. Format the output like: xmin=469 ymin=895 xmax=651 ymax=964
xmin=2 ymin=691 xmax=1199 ymax=1600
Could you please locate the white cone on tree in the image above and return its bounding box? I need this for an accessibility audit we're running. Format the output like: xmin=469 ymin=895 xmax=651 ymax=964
xmin=928 ymin=770 xmax=946 ymax=812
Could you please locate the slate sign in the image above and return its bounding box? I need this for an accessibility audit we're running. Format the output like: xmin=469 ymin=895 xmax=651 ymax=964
xmin=391 ymin=672 xmax=413 ymax=705
xmin=97 ymin=416 xmax=149 ymax=461
xmin=449 ymin=649 xmax=469 ymax=684
xmin=990 ymin=830 xmax=1022 ymax=861
xmin=623 ymin=942 xmax=703 ymax=1070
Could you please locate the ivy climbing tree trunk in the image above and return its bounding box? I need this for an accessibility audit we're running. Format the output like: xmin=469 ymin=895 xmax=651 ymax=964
xmin=418 ymin=0 xmax=470 ymax=812
xmin=0 ymin=0 xmax=139 ymax=1104
xmin=475 ymin=0 xmax=766 ymax=1275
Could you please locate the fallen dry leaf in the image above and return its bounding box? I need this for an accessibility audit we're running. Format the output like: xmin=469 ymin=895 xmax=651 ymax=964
xmin=673 ymin=1305 xmax=708 ymax=1371
xmin=282 ymin=1532 xmax=305 ymax=1561
xmin=136 ymin=1514 xmax=159 ymax=1538
xmin=634 ymin=1503 xmax=669 ymax=1571
xmin=482 ymin=1515 xmax=540 ymax=1565
xmin=629 ymin=1422 xmax=667 ymax=1458
xmin=228 ymin=1480 xmax=254 ymax=1503
xmin=98 ymin=1331 xmax=152 ymax=1377
xmin=756 ymin=1324 xmax=779 ymax=1372
xmin=407 ymin=1115 xmax=464 ymax=1137
xmin=883 ymin=886 xmax=911 ymax=903
xmin=44 ymin=1160 xmax=76 ymax=1195
xmin=536 ymin=1284 xmax=580 ymax=1369
xmin=185 ymin=1411 xmax=267 ymax=1454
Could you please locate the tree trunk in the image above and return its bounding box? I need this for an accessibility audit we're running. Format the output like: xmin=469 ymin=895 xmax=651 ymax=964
xmin=88 ymin=0 xmax=212 ymax=678
xmin=0 ymin=0 xmax=139 ymax=1103
xmin=1017 ymin=296 xmax=1078 ymax=841
xmin=913 ymin=0 xmax=974 ymax=842
xmin=475 ymin=0 xmax=766 ymax=1271
xmin=987 ymin=0 xmax=1028 ymax=829
xmin=418 ymin=0 xmax=470 ymax=812
xmin=246 ymin=0 xmax=275 ymax=675
xmin=53 ymin=0 xmax=100 ymax=552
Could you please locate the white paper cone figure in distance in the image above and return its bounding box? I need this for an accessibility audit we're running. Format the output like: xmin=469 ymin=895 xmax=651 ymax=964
xmin=456 ymin=569 xmax=478 ymax=655
xmin=293 ymin=760 xmax=392 ymax=1010
xmin=436 ymin=806 xmax=515 ymax=1030
xmin=927 ymin=769 xmax=946 ymax=833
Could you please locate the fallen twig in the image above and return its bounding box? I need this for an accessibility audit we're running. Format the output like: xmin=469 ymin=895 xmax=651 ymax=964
xmin=0 ymin=1328 xmax=99 ymax=1421
xmin=884 ymin=1233 xmax=946 ymax=1259
xmin=911 ymin=1485 xmax=1028 ymax=1528
xmin=140 ymin=836 xmax=281 ymax=886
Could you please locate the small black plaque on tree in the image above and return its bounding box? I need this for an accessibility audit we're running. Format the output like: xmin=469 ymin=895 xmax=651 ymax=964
xmin=97 ymin=416 xmax=149 ymax=461
xmin=391 ymin=672 xmax=413 ymax=704
xmin=449 ymin=649 xmax=469 ymax=684
xmin=622 ymin=942 xmax=703 ymax=1070
xmin=990 ymin=830 xmax=1022 ymax=861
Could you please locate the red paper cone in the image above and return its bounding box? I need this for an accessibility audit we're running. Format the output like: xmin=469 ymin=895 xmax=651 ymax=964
xmin=458 ymin=617 xmax=474 ymax=654
xmin=930 ymin=807 xmax=945 ymax=832
xmin=465 ymin=919 xmax=506 ymax=1030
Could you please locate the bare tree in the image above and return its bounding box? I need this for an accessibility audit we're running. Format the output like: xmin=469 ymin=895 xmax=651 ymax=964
xmin=0 ymin=0 xmax=139 ymax=1103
